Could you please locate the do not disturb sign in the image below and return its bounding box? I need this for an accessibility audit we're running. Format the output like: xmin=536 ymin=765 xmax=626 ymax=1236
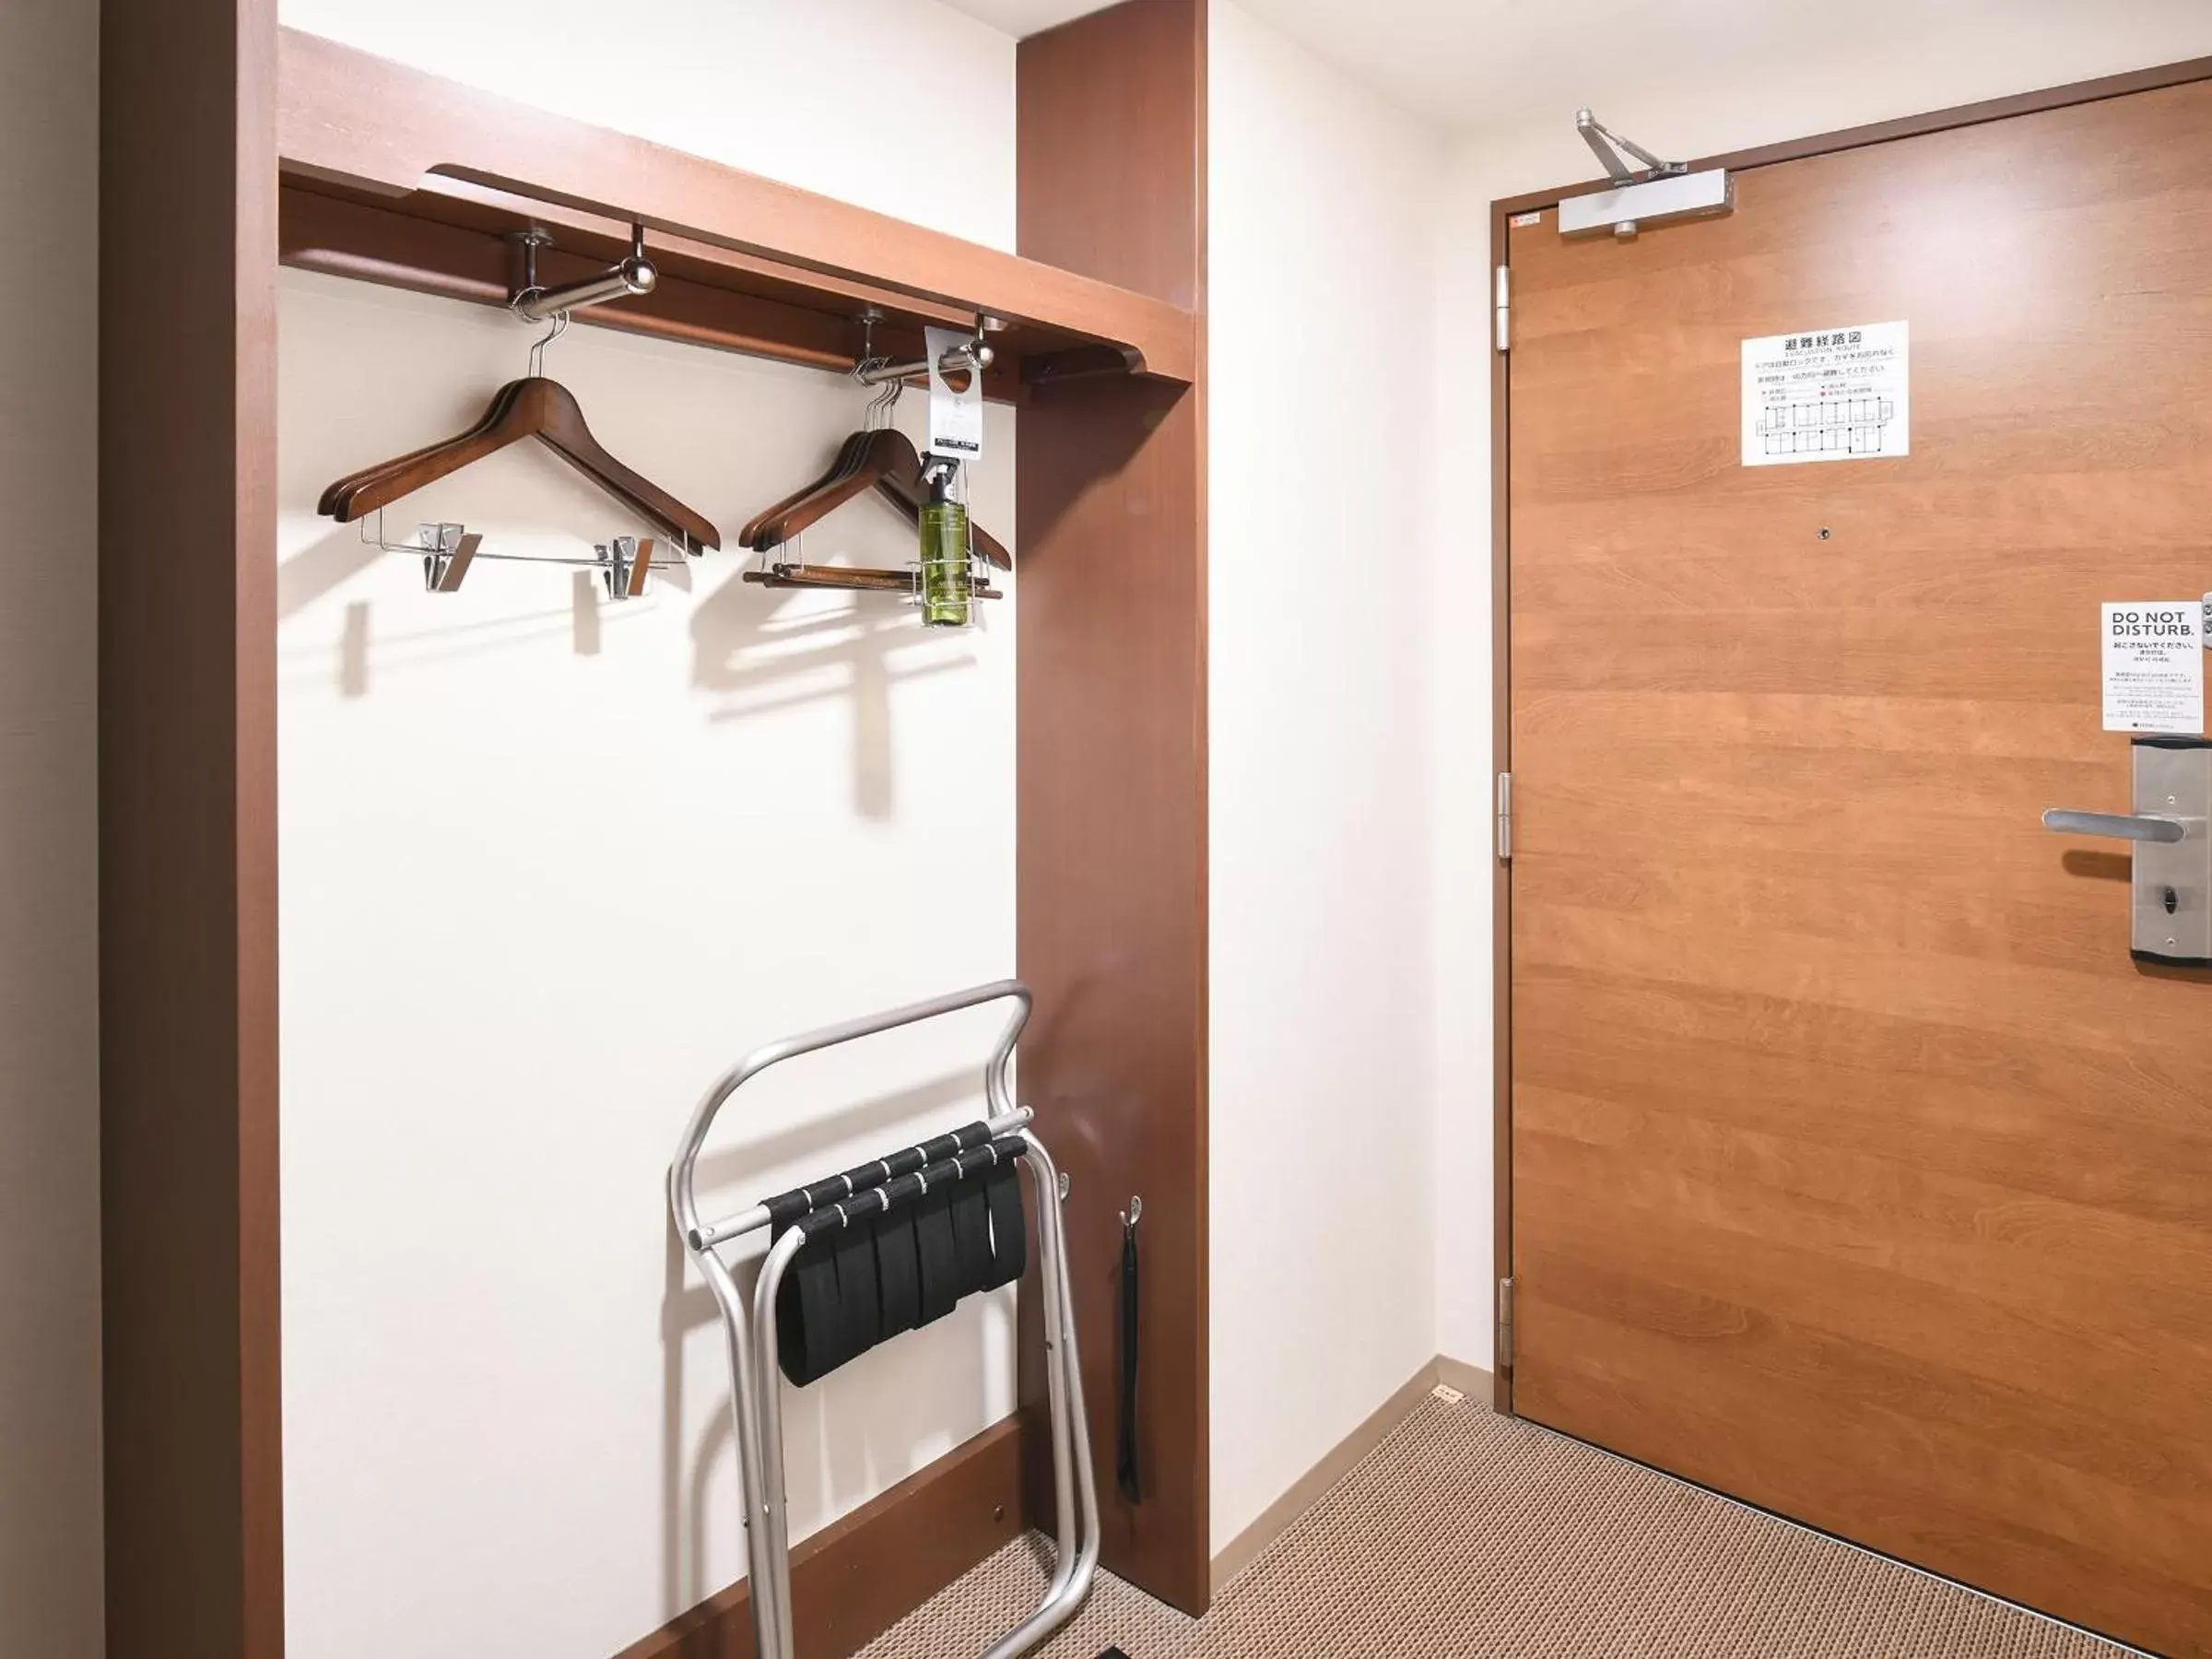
xmin=2102 ymin=602 xmax=2205 ymax=735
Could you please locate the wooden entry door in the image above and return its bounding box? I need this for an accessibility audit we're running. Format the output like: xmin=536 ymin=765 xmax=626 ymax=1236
xmin=1506 ymin=76 xmax=2212 ymax=1655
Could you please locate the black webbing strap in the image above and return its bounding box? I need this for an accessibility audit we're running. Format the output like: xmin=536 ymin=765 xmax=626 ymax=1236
xmin=832 ymin=1213 xmax=881 ymax=1367
xmin=776 ymin=1199 xmax=888 ymax=1387
xmin=912 ymin=1182 xmax=960 ymax=1325
xmin=949 ymin=1166 xmax=995 ymax=1298
xmin=980 ymin=1159 xmax=1027 ymax=1289
xmin=776 ymin=1224 xmax=847 ymax=1387
xmin=875 ymin=1206 xmax=922 ymax=1337
xmin=776 ymin=1137 xmax=1029 ymax=1382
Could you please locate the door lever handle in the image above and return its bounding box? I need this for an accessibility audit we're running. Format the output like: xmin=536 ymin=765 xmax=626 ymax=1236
xmin=2041 ymin=808 xmax=2186 ymax=844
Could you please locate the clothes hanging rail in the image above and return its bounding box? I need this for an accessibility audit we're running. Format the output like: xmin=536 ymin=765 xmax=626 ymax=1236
xmin=853 ymin=339 xmax=995 ymax=387
xmin=668 ymin=981 xmax=1101 ymax=1659
xmin=507 ymin=222 xmax=657 ymax=323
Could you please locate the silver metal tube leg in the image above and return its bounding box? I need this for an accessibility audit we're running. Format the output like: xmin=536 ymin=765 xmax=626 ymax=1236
xmin=1027 ymin=1153 xmax=1078 ymax=1607
xmin=703 ymin=1247 xmax=792 ymax=1659
xmin=1054 ymin=1157 xmax=1104 ymax=1607
xmin=750 ymin=1228 xmax=809 ymax=1659
xmin=1044 ymin=1134 xmax=1103 ymax=1630
xmin=981 ymin=1132 xmax=1101 ymax=1659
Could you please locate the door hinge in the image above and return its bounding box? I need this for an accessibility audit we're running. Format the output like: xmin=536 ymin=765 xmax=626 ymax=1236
xmin=1496 ymin=771 xmax=1513 ymax=862
xmin=1494 ymin=265 xmax=1510 ymax=352
xmin=1498 ymin=1276 xmax=1515 ymax=1369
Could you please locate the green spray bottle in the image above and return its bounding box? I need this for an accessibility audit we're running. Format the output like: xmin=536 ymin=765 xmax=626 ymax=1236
xmin=918 ymin=465 xmax=971 ymax=629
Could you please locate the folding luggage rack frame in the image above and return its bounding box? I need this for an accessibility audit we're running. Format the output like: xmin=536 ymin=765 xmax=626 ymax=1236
xmin=669 ymin=980 xmax=1102 ymax=1659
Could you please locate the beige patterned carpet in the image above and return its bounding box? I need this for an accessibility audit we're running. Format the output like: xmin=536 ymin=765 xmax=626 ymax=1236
xmin=861 ymin=1394 xmax=2133 ymax=1659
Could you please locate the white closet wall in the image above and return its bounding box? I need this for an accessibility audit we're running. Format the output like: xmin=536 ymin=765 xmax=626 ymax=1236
xmin=278 ymin=0 xmax=1020 ymax=251
xmin=1207 ymin=0 xmax=1446 ymax=1558
xmin=0 ymin=0 xmax=102 ymax=1653
xmin=274 ymin=6 xmax=1024 ymax=1654
xmin=1428 ymin=0 xmax=2212 ymax=1371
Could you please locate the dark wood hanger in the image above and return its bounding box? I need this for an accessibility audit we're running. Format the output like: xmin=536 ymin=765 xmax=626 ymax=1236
xmin=745 ymin=428 xmax=908 ymax=552
xmin=737 ymin=429 xmax=875 ymax=548
xmin=743 ymin=428 xmax=1010 ymax=570
xmin=319 ymin=377 xmax=722 ymax=552
xmin=316 ymin=378 xmax=532 ymax=518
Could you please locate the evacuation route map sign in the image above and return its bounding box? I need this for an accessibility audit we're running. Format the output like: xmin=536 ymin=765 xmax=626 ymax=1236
xmin=1741 ymin=320 xmax=1910 ymax=466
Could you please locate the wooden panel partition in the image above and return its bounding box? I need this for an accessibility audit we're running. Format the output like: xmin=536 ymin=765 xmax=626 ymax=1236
xmin=1017 ymin=0 xmax=1212 ymax=1617
xmin=1018 ymin=0 xmax=1206 ymax=311
xmin=99 ymin=1 xmax=284 ymax=1657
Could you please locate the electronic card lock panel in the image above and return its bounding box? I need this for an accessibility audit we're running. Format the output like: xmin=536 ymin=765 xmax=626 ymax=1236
xmin=2045 ymin=739 xmax=2212 ymax=967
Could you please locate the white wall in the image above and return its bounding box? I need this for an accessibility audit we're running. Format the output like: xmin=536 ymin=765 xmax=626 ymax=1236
xmin=279 ymin=0 xmax=1019 ymax=251
xmin=1206 ymin=0 xmax=1444 ymax=1555
xmin=0 ymin=0 xmax=104 ymax=1653
xmin=275 ymin=6 xmax=1024 ymax=1654
xmin=1429 ymin=6 xmax=2212 ymax=1371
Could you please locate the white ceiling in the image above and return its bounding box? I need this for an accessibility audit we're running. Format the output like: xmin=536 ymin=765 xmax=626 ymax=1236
xmin=935 ymin=0 xmax=1120 ymax=38
xmin=1219 ymin=0 xmax=2212 ymax=137
xmin=944 ymin=0 xmax=2212 ymax=150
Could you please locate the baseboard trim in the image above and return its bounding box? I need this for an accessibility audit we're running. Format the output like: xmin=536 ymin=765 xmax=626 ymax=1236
xmin=612 ymin=1415 xmax=1024 ymax=1659
xmin=1207 ymin=1354 xmax=1495 ymax=1597
xmin=615 ymin=1351 xmax=1502 ymax=1653
xmin=1437 ymin=1353 xmax=1493 ymax=1402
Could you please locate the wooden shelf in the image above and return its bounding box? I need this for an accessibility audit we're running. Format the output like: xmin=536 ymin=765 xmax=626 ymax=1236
xmin=276 ymin=29 xmax=1198 ymax=390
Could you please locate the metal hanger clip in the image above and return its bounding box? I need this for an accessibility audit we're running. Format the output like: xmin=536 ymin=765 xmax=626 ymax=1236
xmin=595 ymin=535 xmax=661 ymax=601
xmin=359 ymin=512 xmax=690 ymax=596
xmin=414 ymin=521 xmax=480 ymax=593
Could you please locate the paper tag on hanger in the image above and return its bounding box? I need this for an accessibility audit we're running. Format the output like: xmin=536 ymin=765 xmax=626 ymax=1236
xmin=925 ymin=324 xmax=984 ymax=461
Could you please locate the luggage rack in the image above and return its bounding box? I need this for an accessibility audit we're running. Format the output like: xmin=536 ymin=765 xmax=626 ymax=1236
xmin=669 ymin=980 xmax=1100 ymax=1659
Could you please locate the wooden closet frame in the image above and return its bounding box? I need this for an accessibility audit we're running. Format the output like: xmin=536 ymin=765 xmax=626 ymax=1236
xmin=1485 ymin=52 xmax=2212 ymax=1419
xmin=98 ymin=4 xmax=1209 ymax=1656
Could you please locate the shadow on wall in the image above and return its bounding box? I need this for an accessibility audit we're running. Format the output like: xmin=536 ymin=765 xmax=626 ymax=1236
xmin=659 ymin=1065 xmax=1005 ymax=1617
xmin=276 ymin=521 xmax=695 ymax=682
xmin=276 ymin=512 xmax=983 ymax=822
xmin=688 ymin=564 xmax=978 ymax=822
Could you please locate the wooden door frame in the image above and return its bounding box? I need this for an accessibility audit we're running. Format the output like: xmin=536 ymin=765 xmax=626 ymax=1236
xmin=1487 ymin=51 xmax=2212 ymax=1418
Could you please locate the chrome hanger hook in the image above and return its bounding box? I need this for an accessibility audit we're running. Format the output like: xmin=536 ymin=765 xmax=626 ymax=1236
xmin=523 ymin=308 xmax=570 ymax=379
xmin=874 ymin=371 xmax=905 ymax=429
